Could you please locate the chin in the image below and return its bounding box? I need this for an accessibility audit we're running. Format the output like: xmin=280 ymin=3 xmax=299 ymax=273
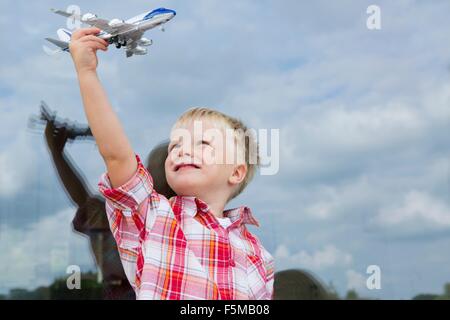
xmin=173 ymin=187 xmax=200 ymax=197
xmin=168 ymin=179 xmax=202 ymax=197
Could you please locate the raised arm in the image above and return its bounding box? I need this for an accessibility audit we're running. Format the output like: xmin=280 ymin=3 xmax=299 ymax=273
xmin=44 ymin=121 xmax=91 ymax=207
xmin=69 ymin=27 xmax=136 ymax=188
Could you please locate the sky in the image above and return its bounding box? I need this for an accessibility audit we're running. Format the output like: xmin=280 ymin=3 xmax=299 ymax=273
xmin=0 ymin=0 xmax=449 ymax=299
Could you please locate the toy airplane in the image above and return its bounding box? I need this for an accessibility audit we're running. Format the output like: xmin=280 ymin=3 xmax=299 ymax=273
xmin=28 ymin=101 xmax=93 ymax=141
xmin=45 ymin=7 xmax=176 ymax=58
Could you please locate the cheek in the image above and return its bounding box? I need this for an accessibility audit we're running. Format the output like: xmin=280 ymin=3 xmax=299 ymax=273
xmin=203 ymin=164 xmax=229 ymax=180
xmin=164 ymin=155 xmax=172 ymax=169
xmin=201 ymin=149 xmax=214 ymax=165
xmin=221 ymin=164 xmax=235 ymax=178
xmin=201 ymin=146 xmax=225 ymax=165
xmin=164 ymin=158 xmax=175 ymax=180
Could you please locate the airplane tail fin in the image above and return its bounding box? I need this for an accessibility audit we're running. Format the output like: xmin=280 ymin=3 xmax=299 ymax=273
xmin=57 ymin=28 xmax=72 ymax=42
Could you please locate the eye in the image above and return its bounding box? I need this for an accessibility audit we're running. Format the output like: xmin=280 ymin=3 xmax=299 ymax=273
xmin=201 ymin=140 xmax=211 ymax=146
xmin=169 ymin=143 xmax=180 ymax=151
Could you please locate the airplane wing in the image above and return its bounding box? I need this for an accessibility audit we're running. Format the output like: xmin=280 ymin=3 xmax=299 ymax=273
xmin=125 ymin=31 xmax=145 ymax=58
xmin=126 ymin=48 xmax=135 ymax=58
xmin=45 ymin=37 xmax=69 ymax=51
xmin=51 ymin=8 xmax=134 ymax=35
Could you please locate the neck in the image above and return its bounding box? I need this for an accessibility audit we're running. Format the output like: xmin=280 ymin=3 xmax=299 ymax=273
xmin=209 ymin=203 xmax=225 ymax=218
xmin=197 ymin=193 xmax=228 ymax=219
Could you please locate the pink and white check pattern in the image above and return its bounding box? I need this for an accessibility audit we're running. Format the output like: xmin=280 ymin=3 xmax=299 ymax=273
xmin=98 ymin=155 xmax=275 ymax=300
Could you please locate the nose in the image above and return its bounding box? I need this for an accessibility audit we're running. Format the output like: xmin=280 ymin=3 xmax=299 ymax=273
xmin=177 ymin=143 xmax=191 ymax=158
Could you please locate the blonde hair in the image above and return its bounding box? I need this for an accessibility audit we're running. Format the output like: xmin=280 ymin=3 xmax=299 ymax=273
xmin=173 ymin=107 xmax=259 ymax=200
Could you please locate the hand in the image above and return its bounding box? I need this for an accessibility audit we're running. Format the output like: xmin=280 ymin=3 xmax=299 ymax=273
xmin=69 ymin=27 xmax=109 ymax=74
xmin=45 ymin=121 xmax=69 ymax=154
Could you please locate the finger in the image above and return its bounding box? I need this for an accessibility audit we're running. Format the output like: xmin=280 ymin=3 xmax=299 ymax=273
xmin=58 ymin=127 xmax=67 ymax=134
xmin=45 ymin=120 xmax=54 ymax=130
xmin=44 ymin=122 xmax=52 ymax=136
xmin=83 ymin=40 xmax=108 ymax=51
xmin=47 ymin=122 xmax=57 ymax=134
xmin=61 ymin=128 xmax=69 ymax=140
xmin=71 ymin=27 xmax=102 ymax=41
xmin=79 ymin=35 xmax=108 ymax=47
xmin=53 ymin=125 xmax=65 ymax=135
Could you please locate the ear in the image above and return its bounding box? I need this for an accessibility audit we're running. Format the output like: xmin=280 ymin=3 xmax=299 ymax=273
xmin=228 ymin=164 xmax=247 ymax=186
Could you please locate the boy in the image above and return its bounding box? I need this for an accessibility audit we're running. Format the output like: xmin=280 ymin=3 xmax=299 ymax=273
xmin=69 ymin=27 xmax=274 ymax=300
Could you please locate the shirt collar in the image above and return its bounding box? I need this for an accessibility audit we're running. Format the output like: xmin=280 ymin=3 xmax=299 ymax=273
xmin=223 ymin=205 xmax=260 ymax=228
xmin=181 ymin=196 xmax=260 ymax=227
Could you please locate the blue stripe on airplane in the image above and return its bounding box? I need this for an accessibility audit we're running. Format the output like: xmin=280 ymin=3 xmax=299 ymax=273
xmin=143 ymin=7 xmax=176 ymax=21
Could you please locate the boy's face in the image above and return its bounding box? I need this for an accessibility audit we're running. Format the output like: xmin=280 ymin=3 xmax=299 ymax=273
xmin=165 ymin=118 xmax=239 ymax=199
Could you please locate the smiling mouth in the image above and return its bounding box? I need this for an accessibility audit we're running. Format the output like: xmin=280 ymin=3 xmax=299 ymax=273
xmin=175 ymin=164 xmax=201 ymax=171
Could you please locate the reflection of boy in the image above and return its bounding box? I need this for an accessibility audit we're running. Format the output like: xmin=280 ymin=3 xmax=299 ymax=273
xmin=44 ymin=121 xmax=134 ymax=299
xmin=45 ymin=123 xmax=174 ymax=299
xmin=70 ymin=27 xmax=274 ymax=300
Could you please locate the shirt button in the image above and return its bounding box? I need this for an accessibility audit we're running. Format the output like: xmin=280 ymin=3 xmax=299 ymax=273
xmin=229 ymin=260 xmax=236 ymax=267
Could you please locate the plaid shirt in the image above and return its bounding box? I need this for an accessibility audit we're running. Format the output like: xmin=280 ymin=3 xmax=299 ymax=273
xmin=98 ymin=155 xmax=275 ymax=300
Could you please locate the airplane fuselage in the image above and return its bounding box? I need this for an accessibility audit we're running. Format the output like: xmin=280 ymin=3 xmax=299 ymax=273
xmin=97 ymin=10 xmax=175 ymax=43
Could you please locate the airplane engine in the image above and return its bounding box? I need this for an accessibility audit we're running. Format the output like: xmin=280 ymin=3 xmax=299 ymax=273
xmin=82 ymin=13 xmax=97 ymax=22
xmin=132 ymin=46 xmax=147 ymax=55
xmin=138 ymin=37 xmax=153 ymax=46
xmin=109 ymin=18 xmax=126 ymax=27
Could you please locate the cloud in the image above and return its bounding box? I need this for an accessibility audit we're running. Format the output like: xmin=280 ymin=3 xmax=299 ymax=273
xmin=301 ymin=176 xmax=377 ymax=220
xmin=371 ymin=191 xmax=450 ymax=235
xmin=346 ymin=269 xmax=367 ymax=291
xmin=0 ymin=208 xmax=95 ymax=292
xmin=274 ymin=244 xmax=353 ymax=271
xmin=0 ymin=132 xmax=36 ymax=197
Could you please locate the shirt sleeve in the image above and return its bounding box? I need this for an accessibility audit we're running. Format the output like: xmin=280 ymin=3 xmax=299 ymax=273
xmin=98 ymin=154 xmax=159 ymax=290
xmin=98 ymin=155 xmax=154 ymax=212
xmin=261 ymin=247 xmax=275 ymax=299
